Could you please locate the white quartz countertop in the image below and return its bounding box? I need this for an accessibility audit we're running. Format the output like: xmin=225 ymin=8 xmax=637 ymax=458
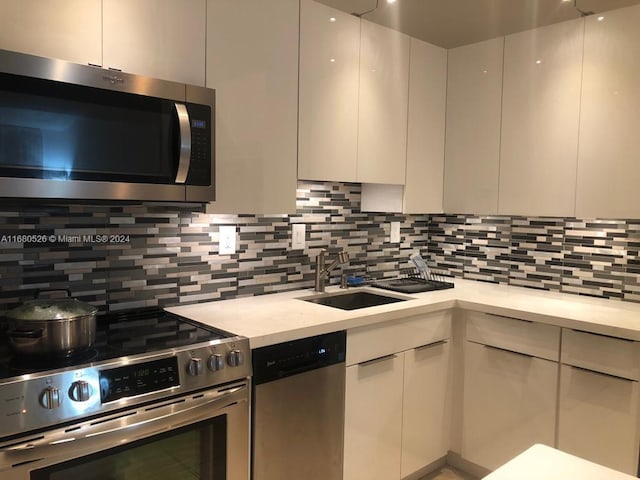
xmin=483 ymin=444 xmax=637 ymax=480
xmin=167 ymin=278 xmax=640 ymax=348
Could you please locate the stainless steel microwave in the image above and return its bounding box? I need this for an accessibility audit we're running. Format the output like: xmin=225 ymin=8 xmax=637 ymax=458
xmin=0 ymin=49 xmax=214 ymax=202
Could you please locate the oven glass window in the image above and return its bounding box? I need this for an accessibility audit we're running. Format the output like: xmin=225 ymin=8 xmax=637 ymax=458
xmin=31 ymin=416 xmax=226 ymax=480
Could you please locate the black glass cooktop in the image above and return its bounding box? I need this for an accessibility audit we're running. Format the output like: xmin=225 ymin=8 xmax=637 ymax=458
xmin=0 ymin=307 xmax=229 ymax=379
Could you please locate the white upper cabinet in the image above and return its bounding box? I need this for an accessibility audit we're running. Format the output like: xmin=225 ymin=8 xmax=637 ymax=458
xmin=103 ymin=0 xmax=206 ymax=86
xmin=361 ymin=36 xmax=447 ymax=214
xmin=576 ymin=5 xmax=640 ymax=218
xmin=206 ymin=0 xmax=299 ymax=214
xmin=498 ymin=19 xmax=584 ymax=217
xmin=444 ymin=38 xmax=503 ymax=215
xmin=0 ymin=0 xmax=102 ymax=66
xmin=357 ymin=20 xmax=410 ymax=185
xmin=298 ymin=0 xmax=360 ymax=183
xmin=404 ymin=37 xmax=447 ymax=214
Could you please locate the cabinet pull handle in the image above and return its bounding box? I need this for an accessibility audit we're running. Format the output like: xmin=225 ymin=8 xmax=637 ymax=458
xmin=568 ymin=365 xmax=636 ymax=382
xmin=569 ymin=329 xmax=634 ymax=343
xmin=359 ymin=354 xmax=397 ymax=368
xmin=482 ymin=343 xmax=534 ymax=359
xmin=415 ymin=339 xmax=448 ymax=351
xmin=487 ymin=313 xmax=532 ymax=323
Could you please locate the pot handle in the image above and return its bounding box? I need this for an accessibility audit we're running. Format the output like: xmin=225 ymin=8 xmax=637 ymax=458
xmin=8 ymin=329 xmax=44 ymax=339
xmin=34 ymin=289 xmax=72 ymax=299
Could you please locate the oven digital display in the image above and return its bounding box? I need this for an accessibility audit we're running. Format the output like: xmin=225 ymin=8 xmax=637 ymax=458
xmin=99 ymin=357 xmax=180 ymax=403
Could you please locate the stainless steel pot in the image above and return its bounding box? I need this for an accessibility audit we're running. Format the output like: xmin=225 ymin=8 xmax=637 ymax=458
xmin=4 ymin=290 xmax=97 ymax=356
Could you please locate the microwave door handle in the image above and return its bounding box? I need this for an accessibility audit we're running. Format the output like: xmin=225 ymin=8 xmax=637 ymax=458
xmin=174 ymin=102 xmax=191 ymax=184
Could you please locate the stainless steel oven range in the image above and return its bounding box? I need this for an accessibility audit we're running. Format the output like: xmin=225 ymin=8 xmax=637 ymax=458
xmin=0 ymin=307 xmax=251 ymax=480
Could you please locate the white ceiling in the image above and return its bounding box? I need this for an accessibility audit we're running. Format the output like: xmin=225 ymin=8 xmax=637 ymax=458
xmin=315 ymin=0 xmax=640 ymax=48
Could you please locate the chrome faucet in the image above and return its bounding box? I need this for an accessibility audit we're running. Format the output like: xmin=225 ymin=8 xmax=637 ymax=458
xmin=314 ymin=249 xmax=350 ymax=292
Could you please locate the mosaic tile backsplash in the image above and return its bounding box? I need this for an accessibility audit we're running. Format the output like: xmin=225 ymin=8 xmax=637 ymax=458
xmin=428 ymin=215 xmax=640 ymax=302
xmin=0 ymin=182 xmax=428 ymax=314
xmin=1 ymin=181 xmax=640 ymax=314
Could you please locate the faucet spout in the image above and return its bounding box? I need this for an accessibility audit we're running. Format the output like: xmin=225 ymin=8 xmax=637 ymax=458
xmin=314 ymin=249 xmax=349 ymax=292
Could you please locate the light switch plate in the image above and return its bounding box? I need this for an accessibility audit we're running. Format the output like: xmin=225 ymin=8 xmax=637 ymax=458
xmin=219 ymin=225 xmax=236 ymax=255
xmin=292 ymin=224 xmax=306 ymax=249
xmin=390 ymin=222 xmax=400 ymax=243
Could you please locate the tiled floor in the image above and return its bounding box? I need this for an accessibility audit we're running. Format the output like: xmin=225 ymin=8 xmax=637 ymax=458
xmin=420 ymin=465 xmax=479 ymax=480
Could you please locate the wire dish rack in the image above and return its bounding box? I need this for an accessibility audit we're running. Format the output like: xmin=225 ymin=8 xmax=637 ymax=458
xmin=372 ymin=268 xmax=454 ymax=294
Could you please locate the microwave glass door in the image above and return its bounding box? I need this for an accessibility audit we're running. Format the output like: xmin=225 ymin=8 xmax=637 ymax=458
xmin=0 ymin=73 xmax=179 ymax=184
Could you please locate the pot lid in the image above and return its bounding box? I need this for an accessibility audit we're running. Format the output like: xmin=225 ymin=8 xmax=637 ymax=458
xmin=6 ymin=298 xmax=97 ymax=321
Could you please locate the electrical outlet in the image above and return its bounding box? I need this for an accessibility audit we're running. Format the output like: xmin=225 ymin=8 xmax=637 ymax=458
xmin=219 ymin=225 xmax=236 ymax=255
xmin=292 ymin=224 xmax=306 ymax=249
xmin=390 ymin=222 xmax=400 ymax=243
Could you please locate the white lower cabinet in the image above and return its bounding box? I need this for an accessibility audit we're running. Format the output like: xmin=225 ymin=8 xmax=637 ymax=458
xmin=462 ymin=341 xmax=557 ymax=471
xmin=342 ymin=309 xmax=640 ymax=478
xmin=401 ymin=341 xmax=451 ymax=478
xmin=558 ymin=365 xmax=640 ymax=475
xmin=558 ymin=328 xmax=640 ymax=475
xmin=461 ymin=311 xmax=560 ymax=472
xmin=344 ymin=312 xmax=452 ymax=480
xmin=344 ymin=354 xmax=404 ymax=480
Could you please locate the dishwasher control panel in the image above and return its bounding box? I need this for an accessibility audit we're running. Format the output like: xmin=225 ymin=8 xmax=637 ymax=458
xmin=252 ymin=330 xmax=346 ymax=385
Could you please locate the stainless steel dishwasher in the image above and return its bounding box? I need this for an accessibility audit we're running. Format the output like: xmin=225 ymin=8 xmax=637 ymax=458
xmin=252 ymin=330 xmax=346 ymax=480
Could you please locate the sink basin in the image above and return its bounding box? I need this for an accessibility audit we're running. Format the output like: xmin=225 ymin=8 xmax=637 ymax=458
xmin=301 ymin=290 xmax=408 ymax=311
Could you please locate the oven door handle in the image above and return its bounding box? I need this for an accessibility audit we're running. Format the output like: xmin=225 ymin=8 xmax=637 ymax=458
xmin=174 ymin=102 xmax=191 ymax=184
xmin=1 ymin=384 xmax=246 ymax=454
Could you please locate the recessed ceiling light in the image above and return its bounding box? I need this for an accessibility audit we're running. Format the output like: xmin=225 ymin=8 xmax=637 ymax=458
xmin=329 ymin=17 xmax=336 ymax=22
xmin=597 ymin=16 xmax=605 ymax=21
xmin=387 ymin=0 xmax=397 ymax=4
xmin=536 ymin=60 xmax=542 ymax=64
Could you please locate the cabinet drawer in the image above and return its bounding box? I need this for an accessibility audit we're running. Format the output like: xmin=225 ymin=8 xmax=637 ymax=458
xmin=558 ymin=364 xmax=640 ymax=474
xmin=465 ymin=311 xmax=560 ymax=361
xmin=346 ymin=310 xmax=451 ymax=366
xmin=561 ymin=328 xmax=640 ymax=381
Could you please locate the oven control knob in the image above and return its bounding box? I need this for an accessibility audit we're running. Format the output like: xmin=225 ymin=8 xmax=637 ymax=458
xmin=40 ymin=386 xmax=62 ymax=409
xmin=208 ymin=354 xmax=225 ymax=372
xmin=187 ymin=357 xmax=204 ymax=376
xmin=226 ymin=350 xmax=244 ymax=368
xmin=69 ymin=380 xmax=92 ymax=402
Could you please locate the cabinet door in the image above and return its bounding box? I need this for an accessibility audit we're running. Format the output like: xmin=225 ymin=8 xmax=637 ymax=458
xmin=344 ymin=355 xmax=403 ymax=480
xmin=298 ymin=0 xmax=360 ymax=182
xmin=357 ymin=20 xmax=410 ymax=185
xmin=401 ymin=341 xmax=451 ymax=478
xmin=444 ymin=38 xmax=503 ymax=214
xmin=462 ymin=341 xmax=557 ymax=471
xmin=103 ymin=0 xmax=206 ymax=86
xmin=404 ymin=37 xmax=447 ymax=214
xmin=499 ymin=19 xmax=583 ymax=216
xmin=0 ymin=0 xmax=101 ymax=66
xmin=205 ymin=0 xmax=298 ymax=214
xmin=576 ymin=5 xmax=640 ymax=218
xmin=558 ymin=365 xmax=640 ymax=475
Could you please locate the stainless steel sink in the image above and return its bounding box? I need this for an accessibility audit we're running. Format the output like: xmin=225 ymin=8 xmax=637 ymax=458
xmin=300 ymin=290 xmax=409 ymax=310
